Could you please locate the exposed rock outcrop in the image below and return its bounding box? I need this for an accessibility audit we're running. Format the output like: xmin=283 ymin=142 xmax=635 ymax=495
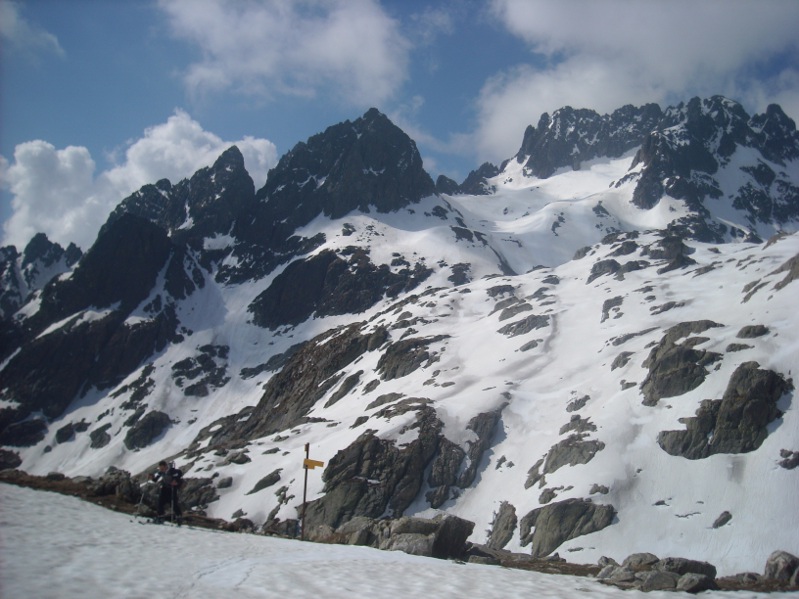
xmin=303 ymin=405 xmax=442 ymax=530
xmin=487 ymin=501 xmax=517 ymax=550
xmin=658 ymin=361 xmax=793 ymax=459
xmin=520 ymin=498 xmax=615 ymax=557
xmin=640 ymin=320 xmax=723 ymax=406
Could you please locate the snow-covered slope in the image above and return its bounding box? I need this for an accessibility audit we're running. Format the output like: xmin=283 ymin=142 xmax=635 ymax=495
xmin=13 ymin=483 xmax=792 ymax=599
xmin=1 ymin=99 xmax=798 ymax=576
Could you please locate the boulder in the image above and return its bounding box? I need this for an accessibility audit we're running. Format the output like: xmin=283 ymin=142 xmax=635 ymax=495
xmin=385 ymin=533 xmax=435 ymax=556
xmin=326 ymin=513 xmax=473 ymax=560
xmin=657 ymin=556 xmax=716 ymax=578
xmin=520 ymin=498 xmax=615 ymax=557
xmin=677 ymin=573 xmax=719 ymax=593
xmin=638 ymin=570 xmax=680 ymax=591
xmin=712 ymin=510 xmax=732 ymax=528
xmin=430 ymin=514 xmax=475 ymax=559
xmin=598 ymin=553 xmax=720 ymax=593
xmin=0 ymin=449 xmax=22 ymax=470
xmin=123 ymin=410 xmax=171 ymax=450
xmin=487 ymin=501 xmax=517 ymax=550
xmin=623 ymin=552 xmax=660 ymax=570
xmin=247 ymin=469 xmax=282 ymax=495
xmin=764 ymin=550 xmax=799 ymax=582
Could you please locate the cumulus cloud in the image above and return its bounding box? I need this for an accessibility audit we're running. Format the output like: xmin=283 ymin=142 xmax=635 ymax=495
xmin=158 ymin=0 xmax=410 ymax=107
xmin=0 ymin=0 xmax=64 ymax=59
xmin=474 ymin=0 xmax=799 ymax=161
xmin=1 ymin=111 xmax=277 ymax=251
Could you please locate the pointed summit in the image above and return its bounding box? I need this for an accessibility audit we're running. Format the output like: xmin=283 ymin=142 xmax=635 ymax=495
xmin=256 ymin=108 xmax=435 ymax=223
xmin=105 ymin=145 xmax=256 ymax=243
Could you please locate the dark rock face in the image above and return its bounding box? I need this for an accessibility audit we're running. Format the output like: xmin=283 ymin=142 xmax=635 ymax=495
xmin=779 ymin=449 xmax=799 ymax=469
xmin=631 ymin=97 xmax=799 ymax=228
xmin=0 ymin=234 xmax=82 ymax=321
xmin=426 ymin=408 xmax=503 ymax=507
xmin=123 ymin=411 xmax=171 ymax=450
xmin=657 ymin=361 xmax=792 ymax=459
xmin=202 ymin=325 xmax=388 ymax=446
xmin=543 ymin=435 xmax=605 ymax=475
xmin=426 ymin=438 xmax=465 ymax=508
xmin=0 ymin=307 xmax=178 ymax=425
xmin=515 ymin=104 xmax=663 ymax=179
xmin=107 ymin=146 xmax=256 ymax=244
xmin=0 ymin=418 xmax=48 ymax=447
xmin=171 ymin=345 xmax=230 ymax=397
xmin=249 ymin=248 xmax=432 ymax=330
xmin=0 ymin=448 xmax=22 ymax=470
xmin=435 ymin=174 xmax=460 ymax=195
xmin=712 ymin=511 xmax=733 ymax=528
xmin=519 ymin=498 xmax=615 ymax=557
xmin=640 ymin=320 xmax=723 ymax=406
xmin=90 ymin=424 xmax=112 ymax=449
xmin=458 ymin=163 xmax=500 ymax=195
xmin=245 ymin=108 xmax=435 ymax=249
xmin=737 ymin=324 xmax=770 ymax=339
xmin=376 ymin=335 xmax=448 ymax=381
xmin=303 ymin=406 xmax=443 ymax=530
xmin=643 ymin=234 xmax=697 ymax=273
xmin=497 ymin=314 xmax=549 ymax=337
xmin=487 ymin=501 xmax=517 ymax=550
xmin=301 ymin=400 xmax=501 ymax=530
xmin=37 ymin=214 xmax=173 ymax=323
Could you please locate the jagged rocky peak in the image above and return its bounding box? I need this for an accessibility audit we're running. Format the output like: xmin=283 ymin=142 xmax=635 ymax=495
xmin=435 ymin=163 xmax=500 ymax=196
xmin=630 ymin=96 xmax=799 ymax=223
xmin=106 ymin=145 xmax=255 ymax=243
xmin=0 ymin=233 xmax=82 ymax=320
xmin=256 ymin=107 xmax=436 ymax=223
xmin=514 ymin=103 xmax=663 ymax=178
xmin=751 ymin=103 xmax=799 ymax=164
xmin=459 ymin=163 xmax=501 ymax=195
xmin=21 ymin=232 xmax=81 ymax=270
xmin=178 ymin=145 xmax=256 ymax=241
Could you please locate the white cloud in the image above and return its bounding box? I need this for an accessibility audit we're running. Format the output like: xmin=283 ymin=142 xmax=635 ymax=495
xmin=474 ymin=0 xmax=799 ymax=161
xmin=1 ymin=111 xmax=277 ymax=251
xmin=0 ymin=0 xmax=64 ymax=59
xmin=158 ymin=0 xmax=410 ymax=107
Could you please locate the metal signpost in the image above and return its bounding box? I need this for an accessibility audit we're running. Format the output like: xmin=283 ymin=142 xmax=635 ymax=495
xmin=301 ymin=443 xmax=324 ymax=540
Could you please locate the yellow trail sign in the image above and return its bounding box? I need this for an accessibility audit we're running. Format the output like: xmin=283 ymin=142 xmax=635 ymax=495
xmin=303 ymin=458 xmax=325 ymax=470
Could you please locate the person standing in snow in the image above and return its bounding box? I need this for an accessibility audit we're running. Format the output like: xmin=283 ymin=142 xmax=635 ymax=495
xmin=150 ymin=460 xmax=183 ymax=522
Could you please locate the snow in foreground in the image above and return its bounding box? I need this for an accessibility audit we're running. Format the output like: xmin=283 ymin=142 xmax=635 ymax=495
xmin=1 ymin=485 xmax=795 ymax=599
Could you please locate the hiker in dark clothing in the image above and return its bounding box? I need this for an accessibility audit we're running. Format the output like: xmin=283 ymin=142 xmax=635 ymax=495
xmin=150 ymin=460 xmax=183 ymax=522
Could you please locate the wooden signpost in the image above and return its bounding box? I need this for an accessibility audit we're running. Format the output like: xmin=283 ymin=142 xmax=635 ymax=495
xmin=301 ymin=443 xmax=324 ymax=541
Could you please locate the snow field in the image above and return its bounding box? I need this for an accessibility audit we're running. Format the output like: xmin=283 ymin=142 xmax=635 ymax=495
xmin=5 ymin=484 xmax=797 ymax=599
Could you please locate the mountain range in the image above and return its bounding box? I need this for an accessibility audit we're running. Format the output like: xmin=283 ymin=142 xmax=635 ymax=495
xmin=1 ymin=95 xmax=798 ymax=575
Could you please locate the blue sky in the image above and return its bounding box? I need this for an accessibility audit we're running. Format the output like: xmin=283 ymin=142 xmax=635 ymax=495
xmin=2 ymin=0 xmax=799 ymax=251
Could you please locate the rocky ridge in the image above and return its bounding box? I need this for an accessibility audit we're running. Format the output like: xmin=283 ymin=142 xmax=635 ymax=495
xmin=0 ymin=98 xmax=798 ymax=576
